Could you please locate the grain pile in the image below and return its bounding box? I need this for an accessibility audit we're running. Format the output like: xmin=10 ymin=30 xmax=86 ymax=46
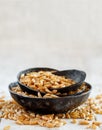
xmin=0 ymin=94 xmax=102 ymax=129
xmin=11 ymin=84 xmax=86 ymax=98
xmin=20 ymin=71 xmax=75 ymax=93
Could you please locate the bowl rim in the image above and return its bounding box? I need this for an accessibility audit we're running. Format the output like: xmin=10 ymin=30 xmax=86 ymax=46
xmin=9 ymin=81 xmax=91 ymax=100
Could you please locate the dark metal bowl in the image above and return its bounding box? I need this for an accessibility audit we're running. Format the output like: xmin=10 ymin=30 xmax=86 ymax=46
xmin=17 ymin=68 xmax=86 ymax=95
xmin=9 ymin=82 xmax=91 ymax=114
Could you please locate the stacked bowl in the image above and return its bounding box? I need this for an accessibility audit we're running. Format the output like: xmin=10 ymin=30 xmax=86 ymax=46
xmin=9 ymin=67 xmax=92 ymax=114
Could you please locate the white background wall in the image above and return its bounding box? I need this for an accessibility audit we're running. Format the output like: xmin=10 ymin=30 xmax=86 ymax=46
xmin=0 ymin=0 xmax=102 ymax=89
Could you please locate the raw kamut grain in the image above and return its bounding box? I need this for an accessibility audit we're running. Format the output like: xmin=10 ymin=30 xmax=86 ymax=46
xmin=11 ymin=84 xmax=86 ymax=98
xmin=20 ymin=71 xmax=75 ymax=93
xmin=79 ymin=120 xmax=89 ymax=125
xmin=3 ymin=126 xmax=11 ymax=130
xmin=87 ymin=124 xmax=97 ymax=129
xmin=0 ymin=95 xmax=5 ymax=99
xmin=71 ymin=119 xmax=77 ymax=124
xmin=0 ymin=94 xmax=102 ymax=128
xmin=92 ymin=121 xmax=102 ymax=126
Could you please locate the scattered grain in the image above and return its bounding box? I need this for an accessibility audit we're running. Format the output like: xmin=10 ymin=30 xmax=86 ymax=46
xmin=3 ymin=126 xmax=11 ymax=130
xmin=71 ymin=119 xmax=77 ymax=124
xmin=79 ymin=120 xmax=89 ymax=125
xmin=0 ymin=91 xmax=102 ymax=128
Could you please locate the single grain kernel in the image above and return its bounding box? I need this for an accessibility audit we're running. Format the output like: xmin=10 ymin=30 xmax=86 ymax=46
xmin=79 ymin=120 xmax=89 ymax=125
xmin=3 ymin=126 xmax=11 ymax=130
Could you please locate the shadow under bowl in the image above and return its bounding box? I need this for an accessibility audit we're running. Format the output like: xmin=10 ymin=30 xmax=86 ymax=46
xmin=9 ymin=82 xmax=91 ymax=114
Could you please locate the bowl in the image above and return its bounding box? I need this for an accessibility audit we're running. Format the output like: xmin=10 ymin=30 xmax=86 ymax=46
xmin=17 ymin=68 xmax=86 ymax=95
xmin=9 ymin=82 xmax=91 ymax=114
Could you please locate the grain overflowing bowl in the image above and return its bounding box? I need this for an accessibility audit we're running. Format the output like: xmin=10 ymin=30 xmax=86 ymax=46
xmin=17 ymin=67 xmax=86 ymax=95
xmin=9 ymin=82 xmax=91 ymax=114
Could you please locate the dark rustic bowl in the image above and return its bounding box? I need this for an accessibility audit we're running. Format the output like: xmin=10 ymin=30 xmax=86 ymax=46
xmin=17 ymin=67 xmax=58 ymax=96
xmin=17 ymin=68 xmax=86 ymax=95
xmin=9 ymin=82 xmax=91 ymax=114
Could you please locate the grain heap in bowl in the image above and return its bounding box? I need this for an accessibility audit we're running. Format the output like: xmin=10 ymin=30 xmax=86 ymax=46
xmin=19 ymin=71 xmax=75 ymax=93
xmin=11 ymin=83 xmax=87 ymax=98
xmin=11 ymin=83 xmax=89 ymax=98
